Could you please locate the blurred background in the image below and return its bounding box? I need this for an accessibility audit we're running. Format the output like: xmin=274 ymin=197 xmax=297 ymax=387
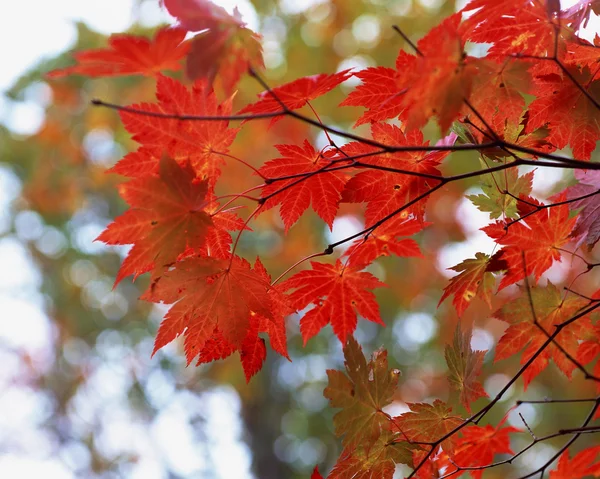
xmin=2 ymin=0 xmax=599 ymax=478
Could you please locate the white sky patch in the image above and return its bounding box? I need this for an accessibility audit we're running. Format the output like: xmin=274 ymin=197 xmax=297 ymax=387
xmin=324 ymin=215 xmax=364 ymax=252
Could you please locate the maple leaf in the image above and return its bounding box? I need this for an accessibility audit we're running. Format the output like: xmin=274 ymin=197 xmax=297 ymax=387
xmin=482 ymin=194 xmax=576 ymax=290
xmin=391 ymin=399 xmax=464 ymax=453
xmin=197 ymin=322 xmax=266 ymax=382
xmin=439 ymin=252 xmax=506 ymax=316
xmin=576 ymin=323 xmax=600 ymax=393
xmin=257 ymin=140 xmax=347 ymax=232
xmin=445 ymin=325 xmax=489 ymax=412
xmin=411 ymin=448 xmax=446 ymax=479
xmin=238 ymin=70 xmax=353 ymax=126
xmin=566 ymin=169 xmax=600 ymax=249
xmin=193 ymin=259 xmax=289 ymax=381
xmin=344 ymin=215 xmax=427 ymax=267
xmin=493 ymin=282 xmax=592 ymax=388
xmin=448 ymin=424 xmax=519 ymax=479
xmin=311 ymin=466 xmax=324 ymax=479
xmin=97 ymin=155 xmax=215 ymax=285
xmin=163 ymin=0 xmax=263 ymax=93
xmin=324 ymin=336 xmax=401 ymax=450
xmin=550 ymin=445 xmax=600 ymax=478
xmin=282 ymin=260 xmax=385 ymax=345
xmin=526 ymin=66 xmax=600 ymax=160
xmin=565 ymin=37 xmax=600 ymax=70
xmin=143 ymin=255 xmax=274 ymax=360
xmin=398 ymin=14 xmax=478 ymax=132
xmin=47 ymin=27 xmax=189 ymax=78
xmin=328 ymin=436 xmax=416 ymax=479
xmin=341 ymin=123 xmax=446 ymax=226
xmin=343 ymin=15 xmax=477 ymax=132
xmin=108 ymin=148 xmax=163 ymax=178
xmin=466 ymin=59 xmax=530 ymax=131
xmin=119 ymin=74 xmax=238 ymax=186
xmin=340 ymin=66 xmax=405 ymax=127
xmin=460 ymin=0 xmax=559 ymax=58
xmin=467 ymin=165 xmax=534 ymax=220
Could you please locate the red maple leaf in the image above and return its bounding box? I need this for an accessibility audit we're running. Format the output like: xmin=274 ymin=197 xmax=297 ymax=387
xmin=467 ymin=59 xmax=530 ymax=132
xmin=341 ymin=123 xmax=445 ymax=226
xmin=482 ymin=194 xmax=576 ymax=290
xmin=526 ymin=65 xmax=600 ymax=160
xmin=119 ymin=75 xmax=238 ymax=186
xmin=311 ymin=466 xmax=324 ymax=479
xmin=192 ymin=260 xmax=289 ymax=381
xmin=257 ymin=140 xmax=347 ymax=232
xmin=339 ymin=66 xmax=404 ymax=127
xmin=48 ymin=27 xmax=189 ymax=78
xmin=448 ymin=424 xmax=519 ymax=479
xmin=396 ymin=14 xmax=477 ymax=132
xmin=576 ymin=323 xmax=600 ymax=393
xmin=460 ymin=0 xmax=558 ymax=58
xmin=97 ymin=155 xmax=218 ymax=285
xmin=281 ymin=260 xmax=385 ymax=345
xmin=163 ymin=0 xmax=263 ymax=93
xmin=550 ymin=445 xmax=600 ymax=478
xmin=342 ymin=15 xmax=476 ymax=132
xmin=565 ymin=37 xmax=600 ymax=70
xmin=494 ymin=282 xmax=593 ymax=388
xmin=108 ymin=148 xmax=163 ymax=178
xmin=439 ymin=252 xmax=506 ymax=316
xmin=143 ymin=255 xmax=274 ymax=361
xmin=344 ymin=214 xmax=426 ymax=267
xmin=238 ymin=70 xmax=352 ymax=125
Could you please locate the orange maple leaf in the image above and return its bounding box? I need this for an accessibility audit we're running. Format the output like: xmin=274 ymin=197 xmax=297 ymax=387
xmin=163 ymin=0 xmax=264 ymax=93
xmin=281 ymin=260 xmax=385 ymax=345
xmin=447 ymin=424 xmax=519 ymax=479
xmin=550 ymin=445 xmax=600 ymax=478
xmin=143 ymin=255 xmax=274 ymax=361
xmin=439 ymin=252 xmax=506 ymax=316
xmin=342 ymin=14 xmax=477 ymax=132
xmin=324 ymin=336 xmax=401 ymax=450
xmin=526 ymin=65 xmax=600 ymax=160
xmin=48 ymin=27 xmax=189 ymax=78
xmin=97 ymin=155 xmax=243 ymax=284
xmin=339 ymin=66 xmax=403 ymax=127
xmin=494 ymin=282 xmax=593 ymax=388
xmin=194 ymin=258 xmax=290 ymax=381
xmin=576 ymin=323 xmax=600 ymax=394
xmin=119 ymin=75 xmax=238 ymax=187
xmin=341 ymin=123 xmax=446 ymax=226
xmin=391 ymin=399 xmax=464 ymax=453
xmin=344 ymin=215 xmax=426 ymax=267
xmin=482 ymin=194 xmax=576 ymax=290
xmin=460 ymin=0 xmax=560 ymax=58
xmin=238 ymin=70 xmax=352 ymax=126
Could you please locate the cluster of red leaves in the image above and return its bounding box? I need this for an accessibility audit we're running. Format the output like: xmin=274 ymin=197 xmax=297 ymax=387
xmin=49 ymin=0 xmax=600 ymax=476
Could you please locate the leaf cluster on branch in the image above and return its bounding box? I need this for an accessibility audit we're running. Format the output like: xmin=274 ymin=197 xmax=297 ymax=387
xmin=49 ymin=0 xmax=600 ymax=477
